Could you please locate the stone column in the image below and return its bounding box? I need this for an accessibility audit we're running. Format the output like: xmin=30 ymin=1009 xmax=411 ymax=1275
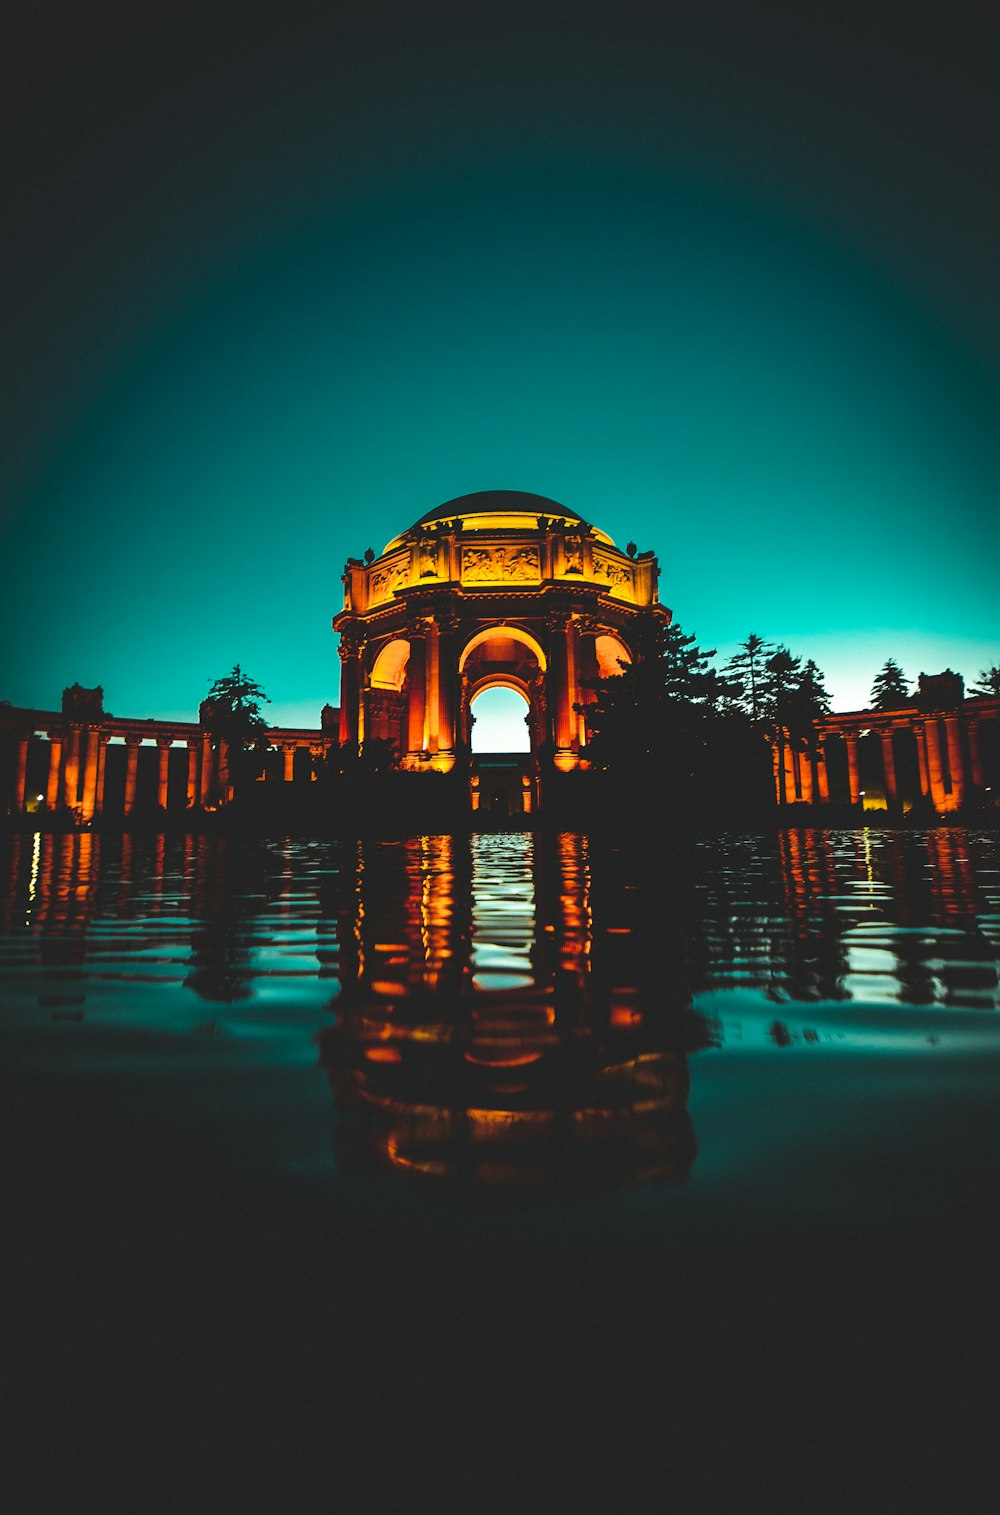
xmin=845 ymin=732 xmax=861 ymax=806
xmin=425 ymin=617 xmax=441 ymax=754
xmin=433 ymin=611 xmax=460 ymax=767
xmin=968 ymin=719 xmax=985 ymax=789
xmin=46 ymin=734 xmax=63 ymax=809
xmin=783 ymin=742 xmax=797 ymax=804
xmin=63 ymin=727 xmax=81 ymax=808
xmin=81 ymin=729 xmax=101 ymax=821
xmin=455 ymin=669 xmax=474 ymax=760
xmin=157 ymin=740 xmax=172 ymax=810
xmin=405 ymin=620 xmax=428 ymax=763
xmin=913 ymin=722 xmax=930 ymax=797
xmin=186 ymin=740 xmax=200 ymax=807
xmin=880 ymin=730 xmax=899 ymax=808
xmin=13 ymin=734 xmax=30 ymax=813
xmin=797 ymin=747 xmax=813 ymax=803
xmin=546 ymin=607 xmax=576 ymax=770
xmin=924 ymin=718 xmax=947 ymax=811
xmin=338 ymin=628 xmax=366 ymax=750
xmin=199 ymin=732 xmax=213 ymax=805
xmin=815 ymin=739 xmax=831 ymax=803
xmin=95 ymin=734 xmax=109 ymax=814
xmin=574 ymin=613 xmax=600 ymax=748
xmin=217 ymin=740 xmax=230 ymax=804
xmin=283 ymin=744 xmax=296 ymax=783
xmin=944 ymin=716 xmax=965 ymax=808
xmin=124 ymin=736 xmax=142 ymax=816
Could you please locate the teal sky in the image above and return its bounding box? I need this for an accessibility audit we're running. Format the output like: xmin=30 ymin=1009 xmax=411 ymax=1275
xmin=2 ymin=3 xmax=998 ymax=731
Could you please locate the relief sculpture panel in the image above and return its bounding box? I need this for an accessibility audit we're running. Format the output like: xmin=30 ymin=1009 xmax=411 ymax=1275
xmin=462 ymin=545 xmax=541 ymax=584
xmin=369 ymin=559 xmax=408 ymax=604
xmin=592 ymin=552 xmax=632 ymax=595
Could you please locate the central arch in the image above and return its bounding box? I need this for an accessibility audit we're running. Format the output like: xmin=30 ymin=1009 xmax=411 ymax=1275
xmin=470 ymin=683 xmax=530 ymax=753
xmin=458 ymin=625 xmax=547 ymax=674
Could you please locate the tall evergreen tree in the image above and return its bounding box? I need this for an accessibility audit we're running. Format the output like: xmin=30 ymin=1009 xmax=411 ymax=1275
xmin=724 ymin=633 xmax=774 ymax=719
xmin=581 ymin=615 xmax=724 ymax=795
xmin=796 ymin=659 xmax=832 ymax=717
xmin=870 ymin=658 xmax=910 ymax=710
xmin=761 ymin=648 xmax=802 ymax=807
xmin=659 ymin=621 xmax=721 ymax=703
xmin=971 ymin=664 xmax=1000 ymax=697
xmin=202 ymin=665 xmax=271 ymax=798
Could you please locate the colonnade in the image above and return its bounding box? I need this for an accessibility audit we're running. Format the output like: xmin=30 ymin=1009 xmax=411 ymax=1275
xmin=773 ymin=698 xmax=999 ymax=812
xmin=2 ymin=701 xmax=335 ymax=822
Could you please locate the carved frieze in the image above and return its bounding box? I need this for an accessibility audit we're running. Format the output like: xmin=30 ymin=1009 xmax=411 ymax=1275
xmin=592 ymin=552 xmax=632 ymax=592
xmin=369 ymin=560 xmax=408 ymax=603
xmin=462 ymin=545 xmax=541 ymax=584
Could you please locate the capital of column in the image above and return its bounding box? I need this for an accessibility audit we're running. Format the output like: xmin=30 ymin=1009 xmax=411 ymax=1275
xmin=337 ymin=620 xmax=367 ymax=661
xmin=125 ymin=734 xmax=144 ymax=749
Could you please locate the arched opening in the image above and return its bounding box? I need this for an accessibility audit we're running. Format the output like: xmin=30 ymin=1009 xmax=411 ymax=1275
xmin=370 ymin=637 xmax=410 ymax=691
xmin=595 ymin=633 xmax=632 ymax=677
xmin=469 ymin=682 xmax=533 ymax=818
xmin=459 ymin=625 xmax=547 ymax=674
xmin=470 ymin=684 xmax=530 ymax=753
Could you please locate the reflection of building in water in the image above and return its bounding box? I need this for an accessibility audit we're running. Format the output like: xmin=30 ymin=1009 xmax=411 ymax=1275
xmin=319 ymin=831 xmax=707 ymax=1195
xmin=183 ymin=837 xmax=279 ymax=1003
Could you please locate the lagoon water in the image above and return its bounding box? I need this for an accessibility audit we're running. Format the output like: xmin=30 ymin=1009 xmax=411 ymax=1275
xmin=4 ymin=826 xmax=1000 ymax=1500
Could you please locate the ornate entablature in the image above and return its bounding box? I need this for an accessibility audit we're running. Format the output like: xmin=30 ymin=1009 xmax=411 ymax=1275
xmin=331 ymin=490 xmax=670 ymax=797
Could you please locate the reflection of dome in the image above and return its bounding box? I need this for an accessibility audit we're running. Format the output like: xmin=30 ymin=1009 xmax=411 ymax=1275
xmin=319 ymin=988 xmax=705 ymax=1197
xmin=383 ymin=490 xmax=616 ymax=553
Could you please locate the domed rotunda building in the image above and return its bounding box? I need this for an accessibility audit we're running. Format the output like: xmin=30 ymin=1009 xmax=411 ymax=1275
xmin=332 ymin=491 xmax=669 ymax=812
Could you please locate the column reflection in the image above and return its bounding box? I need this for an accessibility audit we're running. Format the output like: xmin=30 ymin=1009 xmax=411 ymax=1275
xmin=319 ymin=832 xmax=710 ymax=1196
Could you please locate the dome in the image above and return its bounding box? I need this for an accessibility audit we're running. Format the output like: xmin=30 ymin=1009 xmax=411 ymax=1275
xmin=382 ymin=490 xmax=615 ymax=553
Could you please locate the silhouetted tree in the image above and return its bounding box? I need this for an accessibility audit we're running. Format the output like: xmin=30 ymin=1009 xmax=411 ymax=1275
xmin=202 ymin=665 xmax=271 ymax=798
xmin=580 ymin=616 xmax=757 ymax=816
xmin=870 ymin=658 xmax=910 ymax=710
xmin=659 ymin=621 xmax=724 ymax=703
xmin=760 ymin=649 xmax=800 ymax=807
xmin=724 ymin=633 xmax=774 ymax=719
xmin=796 ymin=659 xmax=832 ymax=717
xmin=971 ymin=664 xmax=1000 ymax=697
xmin=762 ymin=653 xmax=832 ymax=805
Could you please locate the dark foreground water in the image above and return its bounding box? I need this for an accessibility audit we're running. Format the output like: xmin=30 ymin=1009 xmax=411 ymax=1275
xmin=3 ymin=827 xmax=1000 ymax=1505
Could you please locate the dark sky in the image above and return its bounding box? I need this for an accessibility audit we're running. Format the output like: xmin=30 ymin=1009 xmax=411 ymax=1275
xmin=3 ymin=0 xmax=998 ymax=726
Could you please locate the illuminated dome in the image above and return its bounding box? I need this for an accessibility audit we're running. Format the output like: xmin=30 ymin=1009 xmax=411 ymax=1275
xmin=383 ymin=490 xmax=616 ymax=553
xmin=335 ymin=488 xmax=667 ymax=788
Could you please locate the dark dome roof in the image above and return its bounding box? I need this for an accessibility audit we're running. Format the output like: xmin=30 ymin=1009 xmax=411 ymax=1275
xmin=414 ymin=490 xmax=571 ymax=527
xmin=380 ymin=489 xmax=616 ymax=552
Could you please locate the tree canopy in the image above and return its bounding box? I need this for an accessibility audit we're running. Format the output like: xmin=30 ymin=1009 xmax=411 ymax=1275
xmin=202 ymin=665 xmax=270 ymax=744
xmin=971 ymin=664 xmax=1000 ymax=698
xmin=870 ymin=658 xmax=910 ymax=711
xmin=201 ymin=666 xmax=271 ymax=798
xmin=723 ymin=633 xmax=774 ymax=720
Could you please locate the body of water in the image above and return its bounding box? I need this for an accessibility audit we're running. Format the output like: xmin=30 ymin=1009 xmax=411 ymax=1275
xmin=3 ymin=827 xmax=999 ymax=1503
